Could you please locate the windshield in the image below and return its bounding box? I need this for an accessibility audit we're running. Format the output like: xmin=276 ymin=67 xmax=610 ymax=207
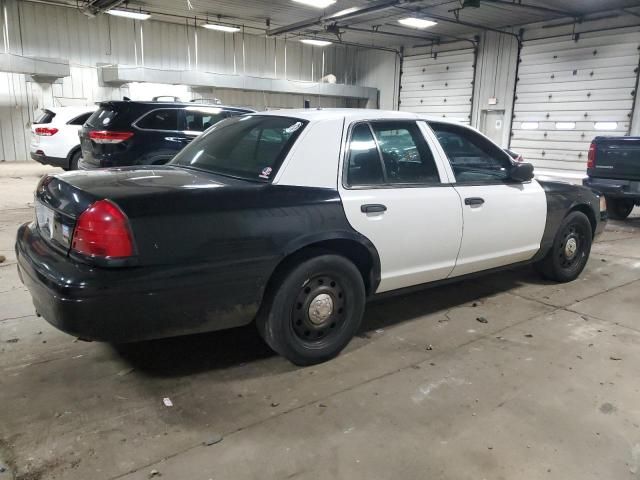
xmin=170 ymin=115 xmax=307 ymax=182
xmin=87 ymin=106 xmax=119 ymax=128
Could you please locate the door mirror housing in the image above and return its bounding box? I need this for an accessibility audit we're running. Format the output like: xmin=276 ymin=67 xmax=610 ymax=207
xmin=509 ymin=162 xmax=534 ymax=182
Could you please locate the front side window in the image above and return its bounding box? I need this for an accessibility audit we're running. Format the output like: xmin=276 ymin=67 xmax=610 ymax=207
xmin=429 ymin=122 xmax=512 ymax=183
xmin=136 ymin=109 xmax=180 ymax=131
xmin=170 ymin=115 xmax=306 ymax=182
xmin=345 ymin=121 xmax=440 ymax=187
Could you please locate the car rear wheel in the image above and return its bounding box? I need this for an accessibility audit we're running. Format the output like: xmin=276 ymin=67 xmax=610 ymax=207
xmin=536 ymin=211 xmax=592 ymax=283
xmin=605 ymin=197 xmax=634 ymax=220
xmin=257 ymin=254 xmax=366 ymax=366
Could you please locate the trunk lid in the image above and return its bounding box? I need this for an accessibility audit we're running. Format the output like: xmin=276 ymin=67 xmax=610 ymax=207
xmin=589 ymin=136 xmax=640 ymax=180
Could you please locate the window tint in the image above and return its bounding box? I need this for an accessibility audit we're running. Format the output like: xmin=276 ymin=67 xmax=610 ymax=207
xmin=34 ymin=109 xmax=55 ymax=124
xmin=68 ymin=112 xmax=93 ymax=126
xmin=346 ymin=124 xmax=385 ymax=187
xmin=183 ymin=108 xmax=227 ymax=132
xmin=87 ymin=107 xmax=118 ymax=128
xmin=136 ymin=109 xmax=179 ymax=131
xmin=429 ymin=122 xmax=512 ymax=183
xmin=370 ymin=122 xmax=439 ymax=184
xmin=171 ymin=115 xmax=306 ymax=182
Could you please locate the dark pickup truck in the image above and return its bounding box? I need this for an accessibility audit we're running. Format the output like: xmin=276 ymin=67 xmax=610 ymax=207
xmin=584 ymin=137 xmax=640 ymax=220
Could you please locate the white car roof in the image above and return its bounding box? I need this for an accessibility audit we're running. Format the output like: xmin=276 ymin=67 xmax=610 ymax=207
xmin=44 ymin=106 xmax=97 ymax=123
xmin=253 ymin=108 xmax=463 ymax=125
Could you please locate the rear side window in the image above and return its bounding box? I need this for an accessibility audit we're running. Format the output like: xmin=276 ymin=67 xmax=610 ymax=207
xmin=346 ymin=124 xmax=385 ymax=186
xmin=87 ymin=107 xmax=119 ymax=128
xmin=136 ymin=109 xmax=179 ymax=131
xmin=171 ymin=115 xmax=306 ymax=182
xmin=345 ymin=121 xmax=440 ymax=187
xmin=429 ymin=122 xmax=512 ymax=183
xmin=34 ymin=109 xmax=55 ymax=124
xmin=67 ymin=112 xmax=93 ymax=126
xmin=182 ymin=107 xmax=227 ymax=132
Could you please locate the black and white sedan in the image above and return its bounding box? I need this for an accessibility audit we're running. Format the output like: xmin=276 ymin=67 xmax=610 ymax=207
xmin=16 ymin=110 xmax=606 ymax=365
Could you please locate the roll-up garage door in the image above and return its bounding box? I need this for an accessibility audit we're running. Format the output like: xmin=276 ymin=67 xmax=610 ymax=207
xmin=399 ymin=48 xmax=476 ymax=124
xmin=511 ymin=28 xmax=640 ymax=173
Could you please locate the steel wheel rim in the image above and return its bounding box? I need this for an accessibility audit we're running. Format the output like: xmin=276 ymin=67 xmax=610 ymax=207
xmin=558 ymin=224 xmax=584 ymax=269
xmin=291 ymin=274 xmax=346 ymax=343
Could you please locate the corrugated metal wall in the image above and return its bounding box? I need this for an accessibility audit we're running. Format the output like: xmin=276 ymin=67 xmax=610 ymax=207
xmin=0 ymin=1 xmax=397 ymax=161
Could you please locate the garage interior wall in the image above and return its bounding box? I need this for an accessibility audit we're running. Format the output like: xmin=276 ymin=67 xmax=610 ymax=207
xmin=0 ymin=1 xmax=396 ymax=162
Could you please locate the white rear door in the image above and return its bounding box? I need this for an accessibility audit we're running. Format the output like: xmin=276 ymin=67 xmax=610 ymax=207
xmin=338 ymin=120 xmax=463 ymax=293
xmin=427 ymin=121 xmax=547 ymax=277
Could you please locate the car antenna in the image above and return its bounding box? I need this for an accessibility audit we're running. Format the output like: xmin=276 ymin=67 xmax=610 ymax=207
xmin=123 ymin=96 xmax=131 ymax=101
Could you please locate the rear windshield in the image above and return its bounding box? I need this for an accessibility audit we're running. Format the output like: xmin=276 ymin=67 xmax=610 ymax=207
xmin=170 ymin=115 xmax=307 ymax=182
xmin=33 ymin=109 xmax=55 ymax=124
xmin=87 ymin=107 xmax=119 ymax=129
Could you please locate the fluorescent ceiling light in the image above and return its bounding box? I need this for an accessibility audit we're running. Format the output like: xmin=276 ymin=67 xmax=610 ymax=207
xmin=300 ymin=39 xmax=332 ymax=46
xmin=521 ymin=122 xmax=539 ymax=130
xmin=202 ymin=24 xmax=241 ymax=32
xmin=333 ymin=7 xmax=359 ymax=17
xmin=555 ymin=122 xmax=576 ymax=130
xmin=594 ymin=121 xmax=617 ymax=130
xmin=106 ymin=9 xmax=151 ymax=20
xmin=398 ymin=17 xmax=437 ymax=29
xmin=293 ymin=0 xmax=337 ymax=8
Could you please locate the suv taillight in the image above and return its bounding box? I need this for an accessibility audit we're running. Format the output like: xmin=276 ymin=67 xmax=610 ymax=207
xmin=35 ymin=127 xmax=58 ymax=136
xmin=71 ymin=200 xmax=134 ymax=258
xmin=88 ymin=130 xmax=134 ymax=144
xmin=587 ymin=142 xmax=596 ymax=169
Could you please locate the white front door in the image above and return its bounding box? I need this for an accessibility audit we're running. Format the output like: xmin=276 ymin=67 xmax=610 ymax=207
xmin=339 ymin=120 xmax=463 ymax=293
xmin=427 ymin=121 xmax=547 ymax=277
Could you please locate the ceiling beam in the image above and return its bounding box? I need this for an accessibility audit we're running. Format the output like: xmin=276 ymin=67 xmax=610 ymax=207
xmin=481 ymin=0 xmax=581 ymax=18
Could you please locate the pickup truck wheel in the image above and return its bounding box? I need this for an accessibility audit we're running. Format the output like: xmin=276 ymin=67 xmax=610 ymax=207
xmin=605 ymin=197 xmax=634 ymax=220
xmin=536 ymin=211 xmax=592 ymax=283
xmin=258 ymin=254 xmax=366 ymax=366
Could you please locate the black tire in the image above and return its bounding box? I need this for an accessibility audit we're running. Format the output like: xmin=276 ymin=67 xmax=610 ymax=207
xmin=257 ymin=254 xmax=366 ymax=366
xmin=536 ymin=211 xmax=593 ymax=283
xmin=68 ymin=149 xmax=81 ymax=171
xmin=605 ymin=197 xmax=634 ymax=220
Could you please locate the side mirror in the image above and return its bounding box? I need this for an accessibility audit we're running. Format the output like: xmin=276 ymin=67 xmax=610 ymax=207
xmin=510 ymin=162 xmax=534 ymax=182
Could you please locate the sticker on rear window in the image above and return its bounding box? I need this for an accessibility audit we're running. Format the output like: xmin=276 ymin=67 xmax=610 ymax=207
xmin=259 ymin=167 xmax=273 ymax=179
xmin=284 ymin=122 xmax=302 ymax=134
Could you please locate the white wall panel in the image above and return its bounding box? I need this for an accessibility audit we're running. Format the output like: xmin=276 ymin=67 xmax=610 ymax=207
xmin=512 ymin=27 xmax=640 ymax=173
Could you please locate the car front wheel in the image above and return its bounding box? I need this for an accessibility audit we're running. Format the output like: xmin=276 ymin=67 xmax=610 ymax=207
xmin=536 ymin=211 xmax=593 ymax=283
xmin=258 ymin=254 xmax=366 ymax=366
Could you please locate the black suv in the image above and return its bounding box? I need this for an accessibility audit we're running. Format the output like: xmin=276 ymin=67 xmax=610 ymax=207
xmin=79 ymin=100 xmax=254 ymax=169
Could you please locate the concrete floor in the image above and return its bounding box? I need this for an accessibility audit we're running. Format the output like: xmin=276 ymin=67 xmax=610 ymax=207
xmin=1 ymin=163 xmax=640 ymax=480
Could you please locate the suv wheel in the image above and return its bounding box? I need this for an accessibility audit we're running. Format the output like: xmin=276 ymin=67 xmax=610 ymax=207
xmin=536 ymin=211 xmax=592 ymax=283
xmin=605 ymin=197 xmax=634 ymax=220
xmin=257 ymin=254 xmax=366 ymax=366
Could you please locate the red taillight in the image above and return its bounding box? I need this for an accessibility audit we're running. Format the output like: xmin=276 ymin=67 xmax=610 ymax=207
xmin=587 ymin=142 xmax=596 ymax=169
xmin=88 ymin=130 xmax=134 ymax=144
xmin=71 ymin=200 xmax=134 ymax=258
xmin=35 ymin=127 xmax=58 ymax=136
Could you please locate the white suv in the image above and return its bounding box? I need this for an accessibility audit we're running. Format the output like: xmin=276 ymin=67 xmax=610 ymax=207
xmin=30 ymin=106 xmax=97 ymax=170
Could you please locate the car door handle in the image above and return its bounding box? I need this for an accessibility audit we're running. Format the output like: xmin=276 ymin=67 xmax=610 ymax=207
xmin=361 ymin=204 xmax=387 ymax=213
xmin=464 ymin=197 xmax=485 ymax=206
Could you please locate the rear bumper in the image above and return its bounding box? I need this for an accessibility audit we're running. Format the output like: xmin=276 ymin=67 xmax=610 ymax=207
xmin=30 ymin=151 xmax=67 ymax=169
xmin=15 ymin=222 xmax=262 ymax=342
xmin=77 ymin=157 xmax=102 ymax=170
xmin=583 ymin=177 xmax=640 ymax=200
